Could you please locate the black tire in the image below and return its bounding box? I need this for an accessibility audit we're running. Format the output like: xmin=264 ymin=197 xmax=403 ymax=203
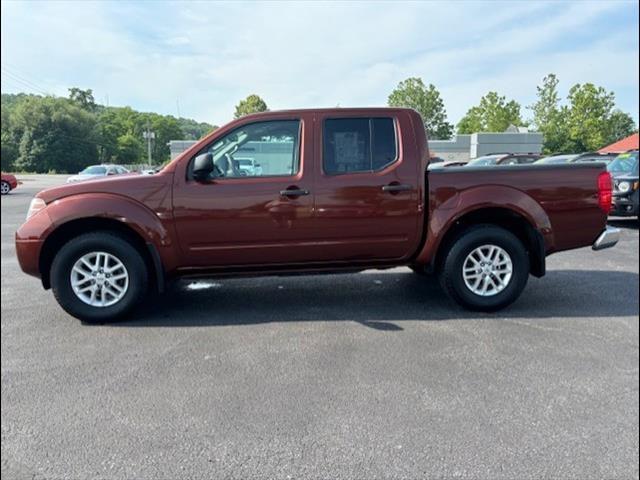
xmin=439 ymin=225 xmax=530 ymax=311
xmin=1 ymin=181 xmax=10 ymax=195
xmin=50 ymin=231 xmax=148 ymax=322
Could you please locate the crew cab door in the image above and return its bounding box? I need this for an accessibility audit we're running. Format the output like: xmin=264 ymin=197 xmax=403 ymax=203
xmin=171 ymin=114 xmax=315 ymax=267
xmin=312 ymin=111 xmax=423 ymax=261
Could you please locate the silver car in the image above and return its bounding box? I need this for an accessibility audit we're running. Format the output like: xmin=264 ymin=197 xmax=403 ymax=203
xmin=66 ymin=165 xmax=129 ymax=184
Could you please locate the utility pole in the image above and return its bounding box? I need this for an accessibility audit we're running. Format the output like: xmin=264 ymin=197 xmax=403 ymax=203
xmin=143 ymin=122 xmax=155 ymax=164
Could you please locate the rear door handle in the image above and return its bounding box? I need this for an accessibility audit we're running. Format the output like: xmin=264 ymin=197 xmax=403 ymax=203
xmin=382 ymin=184 xmax=412 ymax=193
xmin=280 ymin=188 xmax=310 ymax=197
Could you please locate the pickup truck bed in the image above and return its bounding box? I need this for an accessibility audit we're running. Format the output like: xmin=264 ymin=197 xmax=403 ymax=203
xmin=16 ymin=107 xmax=618 ymax=322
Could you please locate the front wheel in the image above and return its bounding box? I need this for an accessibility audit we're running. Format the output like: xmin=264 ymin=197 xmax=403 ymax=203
xmin=50 ymin=232 xmax=148 ymax=322
xmin=439 ymin=225 xmax=530 ymax=311
xmin=1 ymin=181 xmax=10 ymax=195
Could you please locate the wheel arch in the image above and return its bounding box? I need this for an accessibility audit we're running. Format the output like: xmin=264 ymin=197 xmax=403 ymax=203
xmin=39 ymin=217 xmax=164 ymax=292
xmin=436 ymin=207 xmax=546 ymax=277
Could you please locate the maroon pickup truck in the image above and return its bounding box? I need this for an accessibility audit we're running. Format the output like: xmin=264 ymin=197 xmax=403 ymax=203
xmin=16 ymin=108 xmax=619 ymax=322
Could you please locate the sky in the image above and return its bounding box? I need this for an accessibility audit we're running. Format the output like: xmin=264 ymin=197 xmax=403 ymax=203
xmin=1 ymin=0 xmax=638 ymax=128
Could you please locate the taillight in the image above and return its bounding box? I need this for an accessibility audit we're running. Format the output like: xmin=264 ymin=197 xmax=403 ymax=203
xmin=597 ymin=171 xmax=612 ymax=214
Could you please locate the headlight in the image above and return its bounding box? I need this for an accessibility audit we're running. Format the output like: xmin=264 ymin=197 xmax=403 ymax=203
xmin=617 ymin=181 xmax=631 ymax=193
xmin=26 ymin=198 xmax=47 ymax=220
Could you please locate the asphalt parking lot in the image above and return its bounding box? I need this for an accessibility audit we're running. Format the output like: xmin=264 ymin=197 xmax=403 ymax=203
xmin=1 ymin=175 xmax=638 ymax=479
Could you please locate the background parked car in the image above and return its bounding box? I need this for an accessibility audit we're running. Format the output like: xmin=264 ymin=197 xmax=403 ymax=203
xmin=466 ymin=153 xmax=542 ymax=167
xmin=534 ymin=153 xmax=580 ymax=164
xmin=608 ymin=150 xmax=639 ymax=218
xmin=66 ymin=165 xmax=129 ymax=184
xmin=1 ymin=172 xmax=18 ymax=195
xmin=572 ymin=152 xmax=618 ymax=164
xmin=427 ymin=159 xmax=467 ymax=170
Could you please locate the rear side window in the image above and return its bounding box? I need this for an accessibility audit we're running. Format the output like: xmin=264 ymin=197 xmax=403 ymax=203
xmin=323 ymin=117 xmax=397 ymax=174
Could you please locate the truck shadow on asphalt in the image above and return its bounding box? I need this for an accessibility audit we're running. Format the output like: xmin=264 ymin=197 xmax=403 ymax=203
xmin=608 ymin=219 xmax=638 ymax=231
xmin=116 ymin=269 xmax=639 ymax=330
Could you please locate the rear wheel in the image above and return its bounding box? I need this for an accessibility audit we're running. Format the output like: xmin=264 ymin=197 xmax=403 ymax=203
xmin=439 ymin=225 xmax=529 ymax=311
xmin=50 ymin=231 xmax=148 ymax=322
xmin=1 ymin=181 xmax=10 ymax=195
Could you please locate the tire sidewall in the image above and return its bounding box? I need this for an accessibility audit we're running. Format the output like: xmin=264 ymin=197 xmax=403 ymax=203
xmin=1 ymin=181 xmax=9 ymax=195
xmin=51 ymin=233 xmax=147 ymax=322
xmin=444 ymin=226 xmax=529 ymax=311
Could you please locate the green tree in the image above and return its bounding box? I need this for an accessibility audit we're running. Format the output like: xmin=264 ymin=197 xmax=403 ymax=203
xmin=68 ymin=87 xmax=97 ymax=112
xmin=457 ymin=91 xmax=524 ymax=134
xmin=605 ymin=110 xmax=637 ymax=146
xmin=1 ymin=130 xmax=18 ymax=171
xmin=529 ymin=74 xmax=569 ymax=153
xmin=178 ymin=117 xmax=217 ymax=139
xmin=1 ymin=92 xmax=219 ymax=172
xmin=387 ymin=78 xmax=453 ymax=139
xmin=234 ymin=94 xmax=268 ymax=118
xmin=116 ymin=133 xmax=144 ymax=164
xmin=565 ymin=83 xmax=616 ymax=152
xmin=12 ymin=96 xmax=99 ymax=173
xmin=94 ymin=108 xmax=125 ymax=163
xmin=95 ymin=106 xmax=142 ymax=163
xmin=147 ymin=114 xmax=184 ymax=164
xmin=530 ymin=75 xmax=637 ymax=153
xmin=1 ymin=105 xmax=18 ymax=170
xmin=455 ymin=106 xmax=483 ymax=135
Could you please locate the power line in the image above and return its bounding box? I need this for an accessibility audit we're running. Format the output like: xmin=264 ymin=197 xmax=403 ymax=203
xmin=0 ymin=66 xmax=52 ymax=96
xmin=1 ymin=71 xmax=50 ymax=96
xmin=0 ymin=77 xmax=37 ymax=94
xmin=1 ymin=63 xmax=53 ymax=93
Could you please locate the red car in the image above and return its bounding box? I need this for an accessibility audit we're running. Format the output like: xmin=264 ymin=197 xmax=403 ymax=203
xmin=1 ymin=172 xmax=18 ymax=195
xmin=15 ymin=108 xmax=618 ymax=322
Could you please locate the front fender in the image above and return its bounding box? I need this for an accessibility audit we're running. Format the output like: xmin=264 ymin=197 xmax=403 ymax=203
xmin=42 ymin=193 xmax=172 ymax=247
xmin=16 ymin=193 xmax=178 ymax=282
xmin=416 ymin=185 xmax=554 ymax=265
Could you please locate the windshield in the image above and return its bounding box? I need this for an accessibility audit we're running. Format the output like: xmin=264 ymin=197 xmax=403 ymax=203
xmin=467 ymin=155 xmax=503 ymax=166
xmin=535 ymin=154 xmax=578 ymax=164
xmin=607 ymin=152 xmax=639 ymax=175
xmin=80 ymin=166 xmax=106 ymax=175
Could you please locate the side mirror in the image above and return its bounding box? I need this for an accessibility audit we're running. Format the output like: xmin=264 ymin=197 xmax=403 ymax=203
xmin=193 ymin=153 xmax=214 ymax=182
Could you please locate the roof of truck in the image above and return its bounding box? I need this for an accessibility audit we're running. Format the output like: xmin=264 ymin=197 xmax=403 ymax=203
xmin=239 ymin=107 xmax=418 ymax=117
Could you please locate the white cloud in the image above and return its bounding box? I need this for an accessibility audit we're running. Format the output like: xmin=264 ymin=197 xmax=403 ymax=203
xmin=1 ymin=0 xmax=638 ymax=128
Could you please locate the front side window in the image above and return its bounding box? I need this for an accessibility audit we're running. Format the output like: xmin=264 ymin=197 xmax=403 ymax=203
xmin=201 ymin=120 xmax=300 ymax=178
xmin=323 ymin=117 xmax=397 ymax=174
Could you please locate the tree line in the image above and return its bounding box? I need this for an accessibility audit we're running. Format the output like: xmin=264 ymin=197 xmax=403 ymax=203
xmin=2 ymin=76 xmax=637 ymax=173
xmin=387 ymin=75 xmax=637 ymax=153
xmin=1 ymin=89 xmax=216 ymax=173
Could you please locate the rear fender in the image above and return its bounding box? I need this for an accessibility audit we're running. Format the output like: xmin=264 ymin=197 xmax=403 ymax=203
xmin=416 ymin=185 xmax=554 ymax=266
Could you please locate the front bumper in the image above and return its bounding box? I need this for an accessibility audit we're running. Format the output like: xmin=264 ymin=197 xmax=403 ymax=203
xmin=15 ymin=209 xmax=54 ymax=278
xmin=610 ymin=196 xmax=639 ymax=217
xmin=592 ymin=226 xmax=620 ymax=251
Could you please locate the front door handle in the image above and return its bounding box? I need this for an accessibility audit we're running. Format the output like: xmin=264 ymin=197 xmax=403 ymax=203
xmin=382 ymin=184 xmax=412 ymax=193
xmin=280 ymin=188 xmax=310 ymax=197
